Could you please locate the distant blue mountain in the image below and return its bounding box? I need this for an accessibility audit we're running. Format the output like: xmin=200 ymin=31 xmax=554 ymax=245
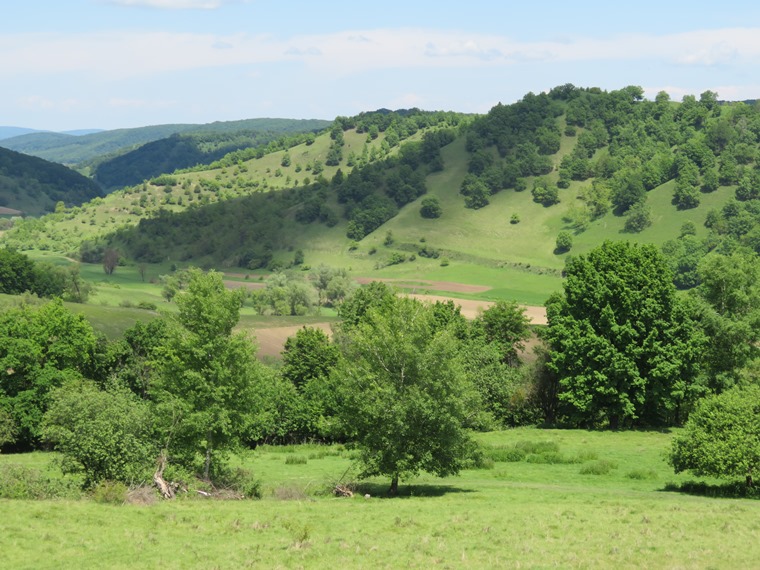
xmin=61 ymin=129 xmax=104 ymax=136
xmin=0 ymin=127 xmax=43 ymax=141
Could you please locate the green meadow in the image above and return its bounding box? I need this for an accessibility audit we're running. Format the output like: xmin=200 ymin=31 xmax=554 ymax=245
xmin=2 ymin=428 xmax=758 ymax=569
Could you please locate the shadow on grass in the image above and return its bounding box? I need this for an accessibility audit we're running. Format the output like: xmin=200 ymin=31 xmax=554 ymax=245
xmin=354 ymin=482 xmax=475 ymax=499
xmin=662 ymin=480 xmax=760 ymax=500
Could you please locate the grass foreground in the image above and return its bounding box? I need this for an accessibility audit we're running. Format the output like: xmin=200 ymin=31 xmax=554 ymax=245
xmin=2 ymin=428 xmax=759 ymax=568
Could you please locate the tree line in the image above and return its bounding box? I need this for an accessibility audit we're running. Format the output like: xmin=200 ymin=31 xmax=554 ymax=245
xmin=1 ymin=238 xmax=757 ymax=493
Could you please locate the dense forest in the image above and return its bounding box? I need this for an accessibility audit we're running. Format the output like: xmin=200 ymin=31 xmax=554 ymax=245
xmin=0 ymin=146 xmax=103 ymax=215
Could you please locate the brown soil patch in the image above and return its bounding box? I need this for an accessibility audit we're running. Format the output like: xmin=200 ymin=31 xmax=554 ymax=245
xmin=224 ymin=280 xmax=266 ymax=291
xmin=253 ymin=322 xmax=333 ymax=359
xmin=406 ymin=294 xmax=547 ymax=325
xmin=0 ymin=207 xmax=23 ymax=216
xmin=355 ymin=277 xmax=491 ymax=294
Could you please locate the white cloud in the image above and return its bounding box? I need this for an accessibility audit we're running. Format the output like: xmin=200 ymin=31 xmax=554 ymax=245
xmin=3 ymin=26 xmax=760 ymax=81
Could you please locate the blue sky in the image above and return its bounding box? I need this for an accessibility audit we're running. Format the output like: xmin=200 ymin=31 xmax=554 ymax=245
xmin=3 ymin=0 xmax=760 ymax=131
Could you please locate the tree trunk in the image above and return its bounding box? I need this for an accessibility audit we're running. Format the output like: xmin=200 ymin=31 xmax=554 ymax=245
xmin=153 ymin=450 xmax=175 ymax=499
xmin=388 ymin=475 xmax=399 ymax=496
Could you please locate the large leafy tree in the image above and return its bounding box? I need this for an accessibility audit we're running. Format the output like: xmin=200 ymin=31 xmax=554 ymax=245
xmin=694 ymin=250 xmax=760 ymax=391
xmin=546 ymin=241 xmax=705 ymax=428
xmin=0 ymin=299 xmax=97 ymax=449
xmin=670 ymin=386 xmax=760 ymax=486
xmin=151 ymin=269 xmax=263 ymax=480
xmin=333 ymin=296 xmax=476 ymax=495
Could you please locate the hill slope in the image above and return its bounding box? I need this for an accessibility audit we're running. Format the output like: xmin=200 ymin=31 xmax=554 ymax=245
xmin=3 ymin=88 xmax=759 ymax=304
xmin=92 ymin=126 xmax=327 ymax=191
xmin=0 ymin=147 xmax=103 ymax=215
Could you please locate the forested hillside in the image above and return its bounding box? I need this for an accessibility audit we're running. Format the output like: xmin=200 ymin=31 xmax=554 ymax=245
xmin=0 ymin=147 xmax=103 ymax=215
xmin=92 ymin=126 xmax=327 ymax=191
xmin=2 ymin=86 xmax=759 ymax=301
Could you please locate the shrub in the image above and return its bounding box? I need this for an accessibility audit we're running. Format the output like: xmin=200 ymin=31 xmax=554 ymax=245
xmin=626 ymin=469 xmax=658 ymax=480
xmin=579 ymin=460 xmax=618 ymax=475
xmin=285 ymin=455 xmax=308 ymax=465
xmin=219 ymin=467 xmax=262 ymax=499
xmin=42 ymin=379 xmax=156 ymax=488
xmin=0 ymin=464 xmax=82 ymax=500
xmin=515 ymin=440 xmax=560 ymax=454
xmin=91 ymin=480 xmax=128 ymax=505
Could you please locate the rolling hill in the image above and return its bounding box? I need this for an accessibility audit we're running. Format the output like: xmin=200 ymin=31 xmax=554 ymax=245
xmin=0 ymin=147 xmax=103 ymax=216
xmin=3 ymin=86 xmax=759 ymax=304
xmin=0 ymin=118 xmax=331 ymax=167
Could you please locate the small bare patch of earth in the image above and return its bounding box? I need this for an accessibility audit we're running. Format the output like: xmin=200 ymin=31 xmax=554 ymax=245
xmin=224 ymin=280 xmax=266 ymax=291
xmin=0 ymin=207 xmax=23 ymax=216
xmin=406 ymin=294 xmax=547 ymax=325
xmin=355 ymin=277 xmax=491 ymax=294
xmin=253 ymin=322 xmax=333 ymax=359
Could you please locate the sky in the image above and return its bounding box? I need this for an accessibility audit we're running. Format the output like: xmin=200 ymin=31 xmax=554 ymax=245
xmin=3 ymin=0 xmax=760 ymax=131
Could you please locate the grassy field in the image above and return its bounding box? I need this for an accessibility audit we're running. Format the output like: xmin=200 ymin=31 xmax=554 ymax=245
xmin=2 ymin=428 xmax=759 ymax=568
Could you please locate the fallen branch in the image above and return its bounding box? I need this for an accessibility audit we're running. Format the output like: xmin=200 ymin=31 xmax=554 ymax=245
xmin=153 ymin=450 xmax=175 ymax=499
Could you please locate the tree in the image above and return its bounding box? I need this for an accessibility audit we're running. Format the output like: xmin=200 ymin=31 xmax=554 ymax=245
xmin=474 ymin=301 xmax=531 ymax=365
xmin=0 ymin=299 xmax=97 ymax=449
xmin=151 ymin=269 xmax=263 ymax=480
xmin=671 ymin=386 xmax=760 ymax=486
xmin=624 ymin=202 xmax=652 ymax=233
xmin=282 ymin=327 xmax=339 ymax=391
xmin=546 ymin=241 xmax=705 ymax=428
xmin=102 ymin=248 xmax=119 ymax=275
xmin=42 ymin=379 xmax=156 ymax=487
xmin=419 ymin=196 xmax=442 ymax=219
xmin=333 ymin=296 xmax=476 ymax=494
xmin=694 ymin=251 xmax=760 ymax=390
xmin=555 ymin=231 xmax=573 ymax=253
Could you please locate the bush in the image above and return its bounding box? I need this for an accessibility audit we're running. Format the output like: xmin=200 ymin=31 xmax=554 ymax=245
xmin=42 ymin=379 xmax=157 ymax=488
xmin=579 ymin=460 xmax=618 ymax=475
xmin=626 ymin=469 xmax=658 ymax=480
xmin=219 ymin=467 xmax=262 ymax=499
xmin=284 ymin=455 xmax=308 ymax=465
xmin=0 ymin=463 xmax=82 ymax=500
xmin=91 ymin=480 xmax=128 ymax=505
xmin=515 ymin=440 xmax=560 ymax=454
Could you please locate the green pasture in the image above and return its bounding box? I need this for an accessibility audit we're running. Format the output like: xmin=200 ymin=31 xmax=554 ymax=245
xmin=2 ymin=428 xmax=758 ymax=568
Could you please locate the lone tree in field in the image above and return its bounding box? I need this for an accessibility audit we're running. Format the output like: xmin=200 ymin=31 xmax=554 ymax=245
xmin=546 ymin=240 xmax=704 ymax=428
xmin=102 ymin=248 xmax=119 ymax=275
xmin=152 ymin=269 xmax=262 ymax=481
xmin=670 ymin=386 xmax=760 ymax=487
xmin=333 ymin=296 xmax=475 ymax=495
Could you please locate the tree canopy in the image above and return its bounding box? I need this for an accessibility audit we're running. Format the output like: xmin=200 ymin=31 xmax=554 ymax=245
xmin=546 ymin=241 xmax=705 ymax=428
xmin=333 ymin=296 xmax=476 ymax=494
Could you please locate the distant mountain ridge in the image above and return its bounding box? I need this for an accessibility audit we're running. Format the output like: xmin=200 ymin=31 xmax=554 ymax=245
xmin=0 ymin=127 xmax=104 ymax=141
xmin=0 ymin=118 xmax=331 ymax=166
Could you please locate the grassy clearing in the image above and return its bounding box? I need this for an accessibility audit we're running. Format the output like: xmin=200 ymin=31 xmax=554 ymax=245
xmin=2 ymin=429 xmax=759 ymax=568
